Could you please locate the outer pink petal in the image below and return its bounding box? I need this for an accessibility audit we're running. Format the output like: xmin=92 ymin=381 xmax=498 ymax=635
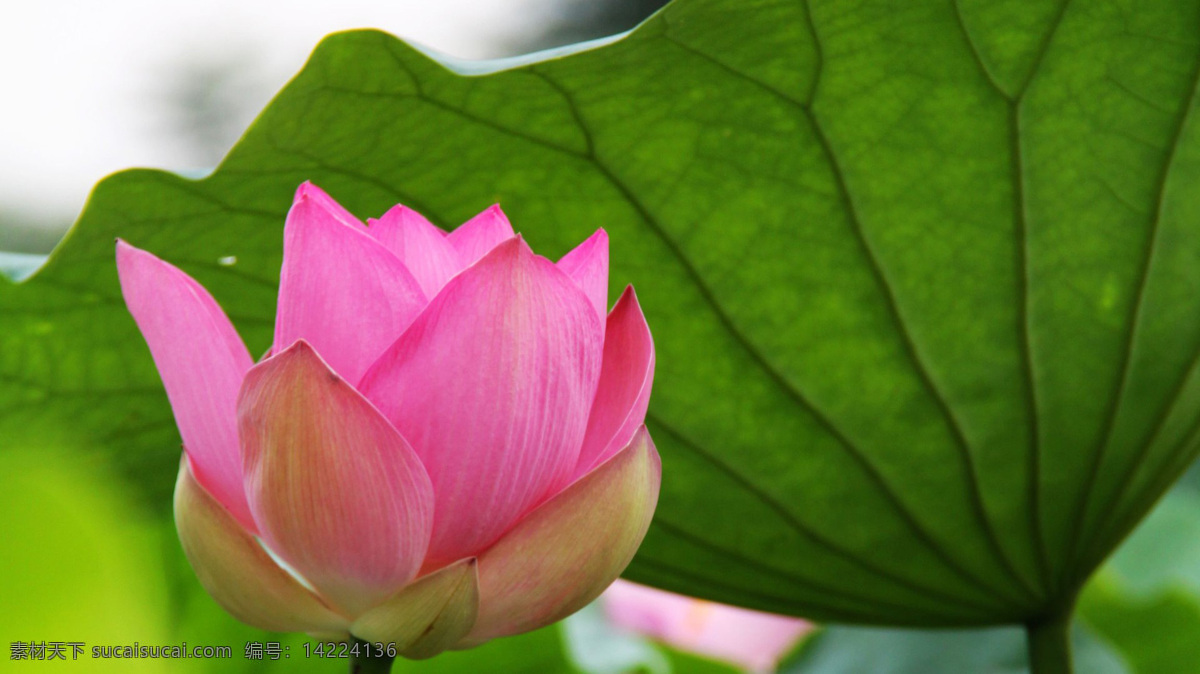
xmin=239 ymin=341 xmax=435 ymax=616
xmin=174 ymin=459 xmax=349 ymax=634
xmin=359 ymin=237 xmax=603 ymax=568
xmin=602 ymin=581 xmax=811 ymax=673
xmin=116 ymin=240 xmax=255 ymax=530
xmin=445 ymin=204 xmax=515 ymax=269
xmin=556 ymin=229 xmax=609 ymax=324
xmin=575 ymin=287 xmax=655 ymax=476
xmin=296 ymin=181 xmax=364 ymax=229
xmin=462 ymin=426 xmax=661 ymax=644
xmin=273 ymin=191 xmax=428 ymax=384
xmin=368 ymin=205 xmax=459 ymax=298
xmin=351 ymin=558 xmax=480 ymax=659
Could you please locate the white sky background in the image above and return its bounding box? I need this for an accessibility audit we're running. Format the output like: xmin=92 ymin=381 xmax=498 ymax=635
xmin=0 ymin=0 xmax=594 ymax=246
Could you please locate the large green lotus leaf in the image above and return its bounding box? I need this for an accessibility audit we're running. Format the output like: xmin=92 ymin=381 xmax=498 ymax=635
xmin=4 ymin=0 xmax=1200 ymax=627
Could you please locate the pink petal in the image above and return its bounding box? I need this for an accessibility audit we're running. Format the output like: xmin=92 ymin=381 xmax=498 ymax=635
xmin=116 ymin=240 xmax=255 ymax=530
xmin=445 ymin=204 xmax=515 ymax=269
xmin=295 ymin=181 xmax=364 ymax=229
xmin=463 ymin=427 xmax=661 ymax=644
xmin=359 ymin=237 xmax=604 ymax=568
xmin=575 ymin=287 xmax=655 ymax=476
xmin=239 ymin=341 xmax=434 ymax=617
xmin=557 ymin=229 xmax=609 ymax=324
xmin=368 ymin=205 xmax=459 ymax=298
xmin=273 ymin=190 xmax=428 ymax=384
xmin=603 ymin=581 xmax=811 ymax=673
xmin=174 ymin=459 xmax=349 ymax=634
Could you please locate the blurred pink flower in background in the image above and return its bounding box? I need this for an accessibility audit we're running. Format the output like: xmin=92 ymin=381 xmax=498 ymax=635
xmin=116 ymin=182 xmax=659 ymax=658
xmin=603 ymin=580 xmax=812 ymax=672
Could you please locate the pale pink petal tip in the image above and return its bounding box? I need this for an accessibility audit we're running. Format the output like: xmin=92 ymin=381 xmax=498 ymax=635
xmin=273 ymin=195 xmax=427 ymax=384
xmin=368 ymin=204 xmax=460 ymax=297
xmin=602 ymin=580 xmax=811 ymax=673
xmin=557 ymin=228 xmax=609 ymax=322
xmin=294 ymin=181 xmax=364 ymax=229
xmin=446 ymin=203 xmax=516 ymax=269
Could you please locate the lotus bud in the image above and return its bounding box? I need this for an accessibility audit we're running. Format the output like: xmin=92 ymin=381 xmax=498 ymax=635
xmin=116 ymin=182 xmax=660 ymax=658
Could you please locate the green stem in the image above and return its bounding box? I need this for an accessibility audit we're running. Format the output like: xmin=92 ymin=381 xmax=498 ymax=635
xmin=1025 ymin=608 xmax=1074 ymax=674
xmin=348 ymin=639 xmax=394 ymax=674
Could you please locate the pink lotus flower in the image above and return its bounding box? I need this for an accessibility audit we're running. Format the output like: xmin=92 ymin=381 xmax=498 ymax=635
xmin=602 ymin=581 xmax=811 ymax=672
xmin=116 ymin=182 xmax=659 ymax=658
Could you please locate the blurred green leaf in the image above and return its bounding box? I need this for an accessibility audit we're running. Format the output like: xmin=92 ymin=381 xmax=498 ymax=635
xmin=660 ymin=652 xmax=747 ymax=674
xmin=779 ymin=623 xmax=1128 ymax=674
xmin=0 ymin=446 xmax=174 ymax=672
xmin=1079 ymin=577 xmax=1200 ymax=674
xmin=389 ymin=627 xmax=576 ymax=674
xmin=5 ymin=0 xmax=1200 ymax=630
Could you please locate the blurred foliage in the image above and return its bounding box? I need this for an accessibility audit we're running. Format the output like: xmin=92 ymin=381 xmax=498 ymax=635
xmin=560 ymin=604 xmax=743 ymax=674
xmin=781 ymin=624 xmax=1126 ymax=674
xmin=1075 ymin=469 xmax=1200 ymax=674
xmin=1080 ymin=580 xmax=1200 ymax=674
xmin=1 ymin=446 xmax=174 ymax=672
